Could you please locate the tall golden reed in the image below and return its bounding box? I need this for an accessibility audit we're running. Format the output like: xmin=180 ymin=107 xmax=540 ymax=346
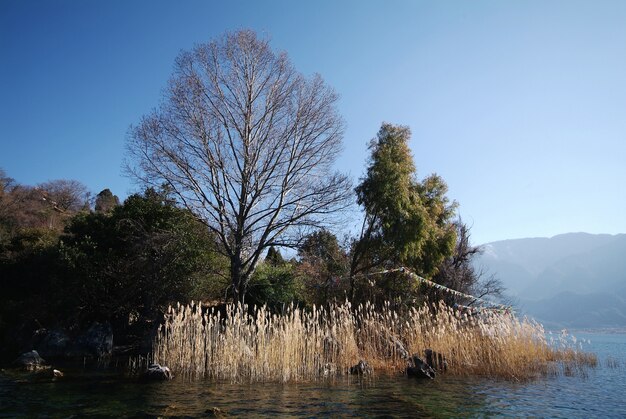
xmin=153 ymin=300 xmax=596 ymax=382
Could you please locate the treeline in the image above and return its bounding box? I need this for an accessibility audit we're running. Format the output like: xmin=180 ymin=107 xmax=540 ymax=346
xmin=0 ymin=124 xmax=500 ymax=359
xmin=0 ymin=30 xmax=503 ymax=358
xmin=0 ymin=178 xmax=224 ymax=356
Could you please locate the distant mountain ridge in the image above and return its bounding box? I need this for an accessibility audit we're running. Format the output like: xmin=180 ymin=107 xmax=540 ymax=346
xmin=476 ymin=233 xmax=626 ymax=329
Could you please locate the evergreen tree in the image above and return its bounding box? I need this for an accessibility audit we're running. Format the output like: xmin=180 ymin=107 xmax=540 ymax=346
xmin=298 ymin=229 xmax=349 ymax=305
xmin=265 ymin=246 xmax=285 ymax=266
xmin=351 ymin=123 xmax=457 ymax=303
xmin=94 ymin=188 xmax=120 ymax=213
xmin=58 ymin=188 xmax=227 ymax=338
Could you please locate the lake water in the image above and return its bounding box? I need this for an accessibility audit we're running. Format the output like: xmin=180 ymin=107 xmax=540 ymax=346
xmin=1 ymin=332 xmax=625 ymax=418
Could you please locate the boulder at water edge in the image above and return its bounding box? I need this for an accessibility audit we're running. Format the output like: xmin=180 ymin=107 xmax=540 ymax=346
xmin=31 ymin=328 xmax=70 ymax=358
xmin=349 ymin=359 xmax=373 ymax=375
xmin=73 ymin=322 xmax=113 ymax=358
xmin=30 ymin=322 xmax=113 ymax=360
xmin=406 ymin=354 xmax=435 ymax=379
xmin=143 ymin=363 xmax=173 ymax=381
xmin=33 ymin=368 xmax=64 ymax=379
xmin=320 ymin=362 xmax=336 ymax=377
xmin=13 ymin=350 xmax=49 ymax=371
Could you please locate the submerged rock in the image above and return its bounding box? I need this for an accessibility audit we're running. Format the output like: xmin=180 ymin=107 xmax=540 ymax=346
xmin=406 ymin=354 xmax=435 ymax=379
xmin=13 ymin=350 xmax=49 ymax=371
xmin=143 ymin=363 xmax=173 ymax=381
xmin=205 ymin=407 xmax=228 ymax=417
xmin=349 ymin=359 xmax=372 ymax=375
xmin=33 ymin=368 xmax=64 ymax=379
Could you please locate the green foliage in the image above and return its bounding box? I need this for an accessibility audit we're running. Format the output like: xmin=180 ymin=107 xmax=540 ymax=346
xmin=265 ymin=246 xmax=285 ymax=266
xmin=413 ymin=174 xmax=458 ymax=275
xmin=0 ymin=181 xmax=230 ymax=355
xmin=355 ymin=124 xmax=424 ymax=265
xmin=352 ymin=123 xmax=457 ymax=303
xmin=297 ymin=229 xmax=349 ymax=305
xmin=247 ymin=262 xmax=304 ymax=309
xmin=94 ymin=188 xmax=120 ymax=213
xmin=0 ymin=173 xmax=123 ymax=354
xmin=4 ymin=227 xmax=59 ymax=256
xmin=56 ymin=188 xmax=227 ymax=336
xmin=356 ymin=270 xmax=421 ymax=308
xmin=0 ymin=226 xmax=61 ymax=357
xmin=0 ymin=227 xmax=59 ymax=303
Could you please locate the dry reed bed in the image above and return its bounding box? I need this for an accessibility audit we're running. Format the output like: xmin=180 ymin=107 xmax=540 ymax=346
xmin=153 ymin=301 xmax=596 ymax=382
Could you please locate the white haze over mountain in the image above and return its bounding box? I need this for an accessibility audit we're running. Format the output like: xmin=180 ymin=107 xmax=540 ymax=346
xmin=475 ymin=233 xmax=626 ymax=330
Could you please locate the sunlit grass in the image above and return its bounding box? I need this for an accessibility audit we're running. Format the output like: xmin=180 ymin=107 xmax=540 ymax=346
xmin=153 ymin=300 xmax=596 ymax=382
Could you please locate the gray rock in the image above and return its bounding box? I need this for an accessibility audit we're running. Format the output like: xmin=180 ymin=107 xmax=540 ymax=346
xmin=143 ymin=363 xmax=173 ymax=380
xmin=320 ymin=362 xmax=336 ymax=377
xmin=13 ymin=350 xmax=49 ymax=371
xmin=205 ymin=407 xmax=227 ymax=417
xmin=390 ymin=335 xmax=409 ymax=360
xmin=349 ymin=359 xmax=372 ymax=375
xmin=29 ymin=322 xmax=113 ymax=360
xmin=73 ymin=322 xmax=113 ymax=358
xmin=31 ymin=328 xmax=70 ymax=358
xmin=34 ymin=368 xmax=63 ymax=379
xmin=406 ymin=354 xmax=435 ymax=379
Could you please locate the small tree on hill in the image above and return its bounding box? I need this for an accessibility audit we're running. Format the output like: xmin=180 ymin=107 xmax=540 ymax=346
xmin=94 ymin=188 xmax=120 ymax=213
xmin=265 ymin=246 xmax=285 ymax=266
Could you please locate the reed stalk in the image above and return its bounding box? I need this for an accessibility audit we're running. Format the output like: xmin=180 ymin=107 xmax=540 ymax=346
xmin=153 ymin=300 xmax=596 ymax=382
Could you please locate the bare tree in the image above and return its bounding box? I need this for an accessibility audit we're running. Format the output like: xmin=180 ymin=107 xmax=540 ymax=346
xmin=0 ymin=174 xmax=91 ymax=233
xmin=126 ymin=30 xmax=352 ymax=302
xmin=432 ymin=220 xmax=505 ymax=306
xmin=39 ymin=179 xmax=91 ymax=213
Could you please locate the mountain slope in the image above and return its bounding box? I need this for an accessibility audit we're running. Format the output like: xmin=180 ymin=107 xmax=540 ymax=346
xmin=475 ymin=233 xmax=626 ymax=329
xmin=521 ymin=291 xmax=626 ymax=330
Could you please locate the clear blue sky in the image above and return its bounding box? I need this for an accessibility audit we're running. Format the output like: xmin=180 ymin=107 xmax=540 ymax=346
xmin=1 ymin=0 xmax=625 ymax=244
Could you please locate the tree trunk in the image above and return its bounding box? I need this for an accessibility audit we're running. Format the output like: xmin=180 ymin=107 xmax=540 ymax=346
xmin=230 ymin=256 xmax=244 ymax=304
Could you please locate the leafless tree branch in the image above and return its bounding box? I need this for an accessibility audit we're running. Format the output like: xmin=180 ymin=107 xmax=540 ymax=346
xmin=126 ymin=30 xmax=352 ymax=302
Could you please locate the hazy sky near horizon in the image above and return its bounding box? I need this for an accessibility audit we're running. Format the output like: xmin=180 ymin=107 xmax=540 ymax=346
xmin=1 ymin=0 xmax=625 ymax=244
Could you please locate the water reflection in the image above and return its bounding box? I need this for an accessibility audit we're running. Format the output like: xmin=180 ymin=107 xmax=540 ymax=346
xmin=142 ymin=375 xmax=493 ymax=418
xmin=1 ymin=333 xmax=625 ymax=418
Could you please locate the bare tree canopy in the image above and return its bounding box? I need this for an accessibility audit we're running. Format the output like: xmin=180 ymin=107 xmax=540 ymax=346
xmin=0 ymin=174 xmax=91 ymax=233
xmin=126 ymin=30 xmax=352 ymax=301
xmin=39 ymin=179 xmax=91 ymax=213
xmin=432 ymin=220 xmax=504 ymax=305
